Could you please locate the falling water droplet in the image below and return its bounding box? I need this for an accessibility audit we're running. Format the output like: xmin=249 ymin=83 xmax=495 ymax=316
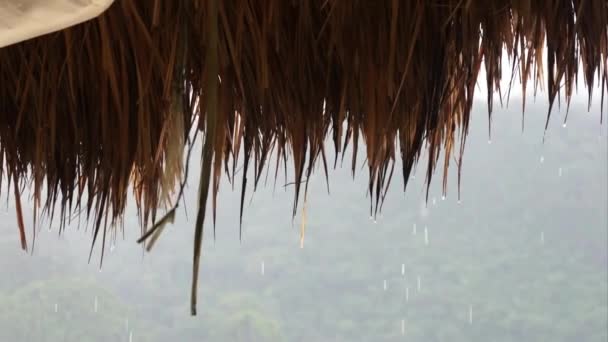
xmin=401 ymin=319 xmax=405 ymax=335
xmin=261 ymin=261 xmax=265 ymax=275
xmin=94 ymin=296 xmax=98 ymax=313
xmin=405 ymin=287 xmax=409 ymax=302
xmin=54 ymin=303 xmax=58 ymax=313
xmin=441 ymin=195 xmax=446 ymax=200
xmin=369 ymin=216 xmax=373 ymax=220
xmin=125 ymin=318 xmax=129 ymax=331
xmin=401 ymin=264 xmax=405 ymax=275
xmin=432 ymin=197 xmax=436 ymax=205
xmin=540 ymin=231 xmax=545 ymax=245
xmin=488 ymin=139 xmax=492 ymax=145
xmin=562 ymin=122 xmax=567 ymax=128
xmin=129 ymin=331 xmax=133 ymax=342
xmin=383 ymin=280 xmax=387 ymax=291
xmin=540 ymin=156 xmax=544 ymax=163
xmin=374 ymin=220 xmax=377 ymax=224
xmin=110 ymin=242 xmax=115 ymax=252
xmin=558 ymin=167 xmax=562 ymax=177
xmin=469 ymin=305 xmax=473 ymax=324
xmin=412 ymin=223 xmax=417 ymax=235
xmin=457 ymin=199 xmax=462 ymax=204
xmin=417 ymin=276 xmax=421 ymax=292
xmin=424 ymin=227 xmax=429 ymax=246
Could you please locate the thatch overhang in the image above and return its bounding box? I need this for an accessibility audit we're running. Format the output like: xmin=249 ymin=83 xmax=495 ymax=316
xmin=0 ymin=0 xmax=606 ymax=314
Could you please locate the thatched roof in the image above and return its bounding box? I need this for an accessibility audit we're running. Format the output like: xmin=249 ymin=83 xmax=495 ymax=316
xmin=1 ymin=0 xmax=606 ymax=314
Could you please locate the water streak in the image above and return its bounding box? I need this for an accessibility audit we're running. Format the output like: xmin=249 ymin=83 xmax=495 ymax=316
xmin=540 ymin=231 xmax=545 ymax=245
xmin=469 ymin=305 xmax=473 ymax=324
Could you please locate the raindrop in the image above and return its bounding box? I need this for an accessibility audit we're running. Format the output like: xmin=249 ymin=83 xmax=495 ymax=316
xmin=401 ymin=319 xmax=405 ymax=335
xmin=469 ymin=305 xmax=473 ymax=324
xmin=261 ymin=261 xmax=265 ymax=275
xmin=432 ymin=197 xmax=436 ymax=205
xmin=405 ymin=287 xmax=409 ymax=302
xmin=558 ymin=167 xmax=562 ymax=177
xmin=457 ymin=199 xmax=462 ymax=204
xmin=369 ymin=216 xmax=373 ymax=220
xmin=540 ymin=155 xmax=544 ymax=163
xmin=488 ymin=139 xmax=492 ymax=144
xmin=417 ymin=276 xmax=421 ymax=292
xmin=94 ymin=296 xmax=98 ymax=313
xmin=125 ymin=318 xmax=129 ymax=331
xmin=441 ymin=195 xmax=446 ymax=200
xmin=110 ymin=242 xmax=116 ymax=252
xmin=424 ymin=226 xmax=429 ymax=246
xmin=401 ymin=264 xmax=405 ymax=275
xmin=412 ymin=223 xmax=417 ymax=235
xmin=54 ymin=303 xmax=58 ymax=313
xmin=383 ymin=280 xmax=387 ymax=291
xmin=373 ymin=220 xmax=377 ymax=224
xmin=129 ymin=331 xmax=133 ymax=342
xmin=540 ymin=231 xmax=545 ymax=245
xmin=562 ymin=122 xmax=567 ymax=128
xmin=98 ymin=266 xmax=102 ymax=273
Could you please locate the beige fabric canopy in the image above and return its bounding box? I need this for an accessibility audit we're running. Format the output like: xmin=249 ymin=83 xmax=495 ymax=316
xmin=0 ymin=0 xmax=113 ymax=48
